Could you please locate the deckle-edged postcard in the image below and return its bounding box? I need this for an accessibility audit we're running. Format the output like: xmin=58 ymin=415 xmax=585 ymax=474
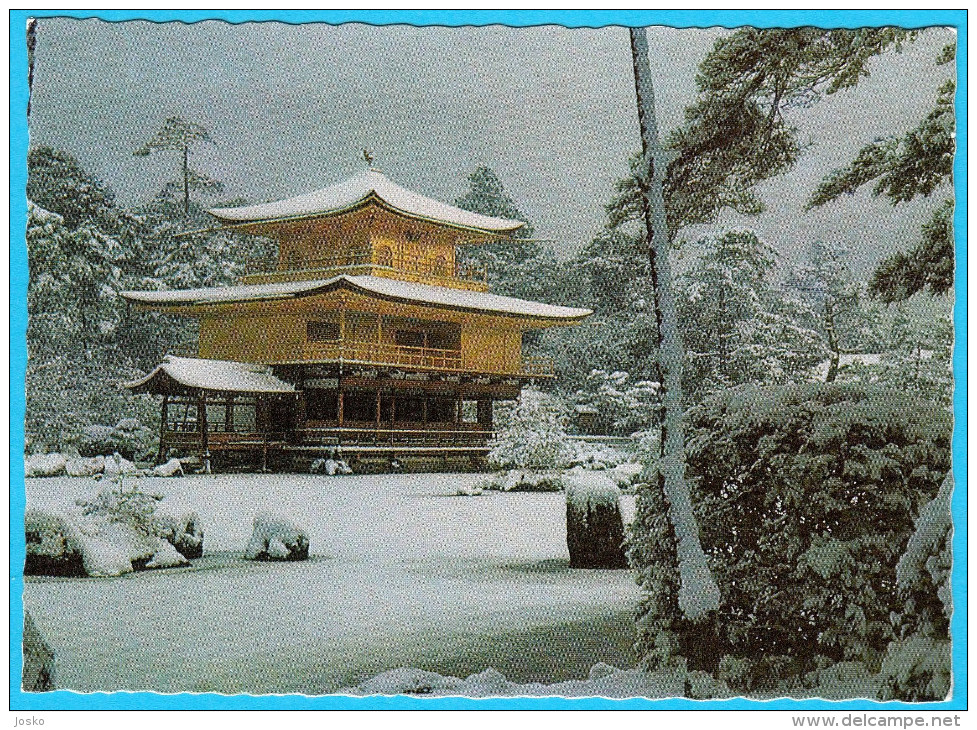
xmin=10 ymin=9 xmax=966 ymax=713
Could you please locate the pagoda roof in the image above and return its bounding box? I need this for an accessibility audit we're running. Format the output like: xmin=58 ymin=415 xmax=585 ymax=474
xmin=208 ymin=169 xmax=525 ymax=235
xmin=121 ymin=274 xmax=592 ymax=322
xmin=123 ymin=356 xmax=296 ymax=395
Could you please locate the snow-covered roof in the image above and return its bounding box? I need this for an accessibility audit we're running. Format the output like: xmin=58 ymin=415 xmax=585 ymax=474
xmin=208 ymin=169 xmax=525 ymax=234
xmin=124 ymin=356 xmax=296 ymax=394
xmin=121 ymin=275 xmax=592 ymax=322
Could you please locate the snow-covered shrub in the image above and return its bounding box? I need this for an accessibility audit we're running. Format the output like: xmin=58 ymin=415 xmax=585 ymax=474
xmin=310 ymin=458 xmax=353 ymax=475
xmin=567 ymin=440 xmax=628 ymax=470
xmin=244 ymin=514 xmax=309 ymax=561
xmin=877 ymin=635 xmax=951 ymax=702
xmin=630 ymin=382 xmax=951 ymax=681
xmin=482 ymin=469 xmax=563 ymax=493
xmin=488 ymin=388 xmax=574 ymax=470
xmin=608 ymin=462 xmax=643 ymax=490
xmin=572 ymin=369 xmax=660 ymax=436
xmin=77 ymin=420 xmax=155 ymax=462
xmin=875 ymin=474 xmax=953 ymax=701
xmin=24 ymin=453 xmax=67 ymax=478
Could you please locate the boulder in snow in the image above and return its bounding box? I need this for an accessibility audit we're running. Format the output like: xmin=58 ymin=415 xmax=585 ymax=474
xmin=244 ymin=514 xmax=309 ymax=561
xmin=564 ymin=471 xmax=628 ymax=569
xmin=157 ymin=508 xmax=204 ymax=559
xmin=152 ymin=458 xmax=184 ymax=478
xmin=24 ymin=453 xmax=67 ymax=478
xmin=22 ymin=612 xmax=55 ymax=692
xmin=65 ymin=455 xmax=105 ymax=477
xmin=102 ymin=453 xmax=140 ymax=480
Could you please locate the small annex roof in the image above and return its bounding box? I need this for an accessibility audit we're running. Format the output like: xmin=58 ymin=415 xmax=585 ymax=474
xmin=121 ymin=275 xmax=592 ymax=322
xmin=123 ymin=356 xmax=296 ymax=395
xmin=207 ymin=169 xmax=525 ymax=234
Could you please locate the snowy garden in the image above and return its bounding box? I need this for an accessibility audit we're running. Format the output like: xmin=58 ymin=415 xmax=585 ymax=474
xmin=21 ymin=22 xmax=957 ymax=703
xmin=24 ymin=470 xmax=643 ymax=695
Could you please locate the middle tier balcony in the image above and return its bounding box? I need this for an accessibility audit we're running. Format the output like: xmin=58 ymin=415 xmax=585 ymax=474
xmin=300 ymin=338 xmax=554 ymax=378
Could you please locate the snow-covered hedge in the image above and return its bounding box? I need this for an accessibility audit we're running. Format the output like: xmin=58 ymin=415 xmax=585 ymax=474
xmin=629 ymin=382 xmax=952 ymax=694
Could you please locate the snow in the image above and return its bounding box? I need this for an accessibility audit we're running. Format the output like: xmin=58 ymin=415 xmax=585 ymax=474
xmin=608 ymin=463 xmax=643 ymax=489
xmin=811 ymin=353 xmax=884 ymax=381
xmin=24 ymin=473 xmax=639 ymax=694
xmin=243 ymin=514 xmax=309 ymax=560
xmin=564 ymin=471 xmax=622 ymax=515
xmin=122 ymin=275 xmax=592 ymax=322
xmin=208 ymin=169 xmax=525 ymax=234
xmin=152 ymin=458 xmax=184 ymax=478
xmin=25 ymin=454 xmax=67 ymax=478
xmin=125 ymin=356 xmax=296 ymax=394
xmin=344 ymin=662 xmax=731 ymax=699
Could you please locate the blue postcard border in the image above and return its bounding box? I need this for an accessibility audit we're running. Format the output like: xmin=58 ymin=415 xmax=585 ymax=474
xmin=8 ymin=8 xmax=968 ymax=712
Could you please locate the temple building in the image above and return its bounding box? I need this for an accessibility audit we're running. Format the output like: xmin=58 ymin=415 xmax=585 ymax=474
xmin=122 ymin=168 xmax=591 ymax=470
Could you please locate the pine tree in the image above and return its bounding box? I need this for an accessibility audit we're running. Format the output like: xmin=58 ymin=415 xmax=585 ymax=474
xmin=454 ymin=167 xmax=549 ymax=299
xmin=134 ymin=116 xmax=219 ymax=217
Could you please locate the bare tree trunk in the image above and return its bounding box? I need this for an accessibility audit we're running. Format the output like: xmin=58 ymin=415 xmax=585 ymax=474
xmin=629 ymin=26 xmax=720 ymax=621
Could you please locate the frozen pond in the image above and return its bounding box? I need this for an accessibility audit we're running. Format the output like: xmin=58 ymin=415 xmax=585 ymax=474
xmin=23 ymin=473 xmax=640 ymax=694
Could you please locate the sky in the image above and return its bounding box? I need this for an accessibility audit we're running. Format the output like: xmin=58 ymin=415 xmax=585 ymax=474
xmin=27 ymin=19 xmax=955 ymax=275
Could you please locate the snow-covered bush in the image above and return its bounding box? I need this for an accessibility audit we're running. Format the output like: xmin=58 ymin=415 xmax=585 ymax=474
xmin=77 ymin=420 xmax=155 ymax=462
xmin=630 ymin=382 xmax=951 ymax=681
xmin=310 ymin=458 xmax=353 ymax=475
xmin=567 ymin=440 xmax=629 ymax=470
xmin=608 ymin=462 xmax=644 ymax=491
xmin=244 ymin=514 xmax=309 ymax=561
xmin=481 ymin=469 xmax=563 ymax=493
xmin=488 ymin=388 xmax=574 ymax=471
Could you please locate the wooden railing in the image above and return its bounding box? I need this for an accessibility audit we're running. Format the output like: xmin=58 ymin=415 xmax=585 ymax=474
xmin=296 ymin=426 xmax=494 ymax=447
xmin=247 ymin=249 xmax=488 ymax=284
xmin=303 ymin=338 xmax=554 ymax=376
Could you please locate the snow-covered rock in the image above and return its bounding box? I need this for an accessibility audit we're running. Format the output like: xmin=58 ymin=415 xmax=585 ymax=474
xmin=311 ymin=458 xmax=353 ymax=476
xmin=65 ymin=455 xmax=105 ymax=477
xmin=26 ymin=509 xmax=133 ymax=578
xmin=144 ymin=540 xmax=190 ymax=569
xmin=156 ymin=505 xmax=204 ymax=559
xmin=22 ymin=611 xmax=55 ymax=692
xmin=455 ymin=481 xmax=484 ymax=496
xmin=152 ymin=458 xmax=184 ymax=478
xmin=343 ymin=662 xmax=733 ymax=698
xmin=24 ymin=454 xmax=67 ymax=478
xmin=244 ymin=514 xmax=309 ymax=561
xmin=564 ymin=471 xmax=628 ymax=569
xmin=101 ymin=453 xmax=141 ymax=480
xmin=588 ymin=662 xmax=622 ymax=680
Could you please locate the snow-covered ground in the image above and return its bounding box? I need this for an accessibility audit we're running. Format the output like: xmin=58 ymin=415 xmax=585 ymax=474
xmin=23 ymin=473 xmax=639 ymax=695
